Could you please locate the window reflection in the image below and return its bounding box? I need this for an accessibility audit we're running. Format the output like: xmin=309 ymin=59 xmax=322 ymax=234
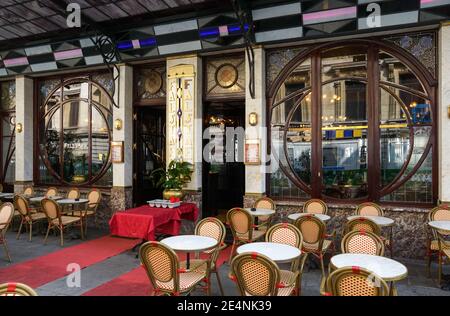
xmin=38 ymin=75 xmax=113 ymax=186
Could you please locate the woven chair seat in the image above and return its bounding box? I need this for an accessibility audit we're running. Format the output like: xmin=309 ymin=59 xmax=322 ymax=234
xmin=236 ymin=230 xmax=266 ymax=241
xmin=277 ymin=270 xmax=297 ymax=296
xmin=156 ymin=271 xmax=206 ymax=292
xmin=443 ymin=249 xmax=450 ymax=258
xmin=430 ymin=240 xmax=450 ymax=251
xmin=30 ymin=213 xmax=46 ymax=221
xmin=303 ymin=239 xmax=332 ymax=252
xmin=179 ymin=259 xmax=211 ymax=272
xmin=71 ymin=210 xmax=95 ymax=217
xmin=51 ymin=216 xmax=80 ymax=226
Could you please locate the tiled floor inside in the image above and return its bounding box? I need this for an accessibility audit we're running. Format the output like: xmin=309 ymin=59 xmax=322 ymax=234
xmin=1 ymin=227 xmax=450 ymax=296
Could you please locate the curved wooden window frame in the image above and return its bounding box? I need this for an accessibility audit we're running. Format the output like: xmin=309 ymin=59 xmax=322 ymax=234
xmin=35 ymin=74 xmax=113 ymax=187
xmin=0 ymin=81 xmax=16 ymax=190
xmin=267 ymin=38 xmax=438 ymax=206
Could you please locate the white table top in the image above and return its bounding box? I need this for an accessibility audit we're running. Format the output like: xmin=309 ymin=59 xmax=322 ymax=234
xmin=161 ymin=235 xmax=217 ymax=252
xmin=237 ymin=242 xmax=301 ymax=263
xmin=347 ymin=215 xmax=395 ymax=227
xmin=330 ymin=253 xmax=408 ymax=282
xmin=57 ymin=198 xmax=89 ymax=205
xmin=429 ymin=221 xmax=450 ymax=232
xmin=29 ymin=196 xmax=63 ymax=203
xmin=244 ymin=208 xmax=276 ymax=216
xmin=288 ymin=213 xmax=330 ymax=222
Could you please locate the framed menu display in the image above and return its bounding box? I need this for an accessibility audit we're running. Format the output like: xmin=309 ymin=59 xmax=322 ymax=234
xmin=245 ymin=139 xmax=261 ymax=165
xmin=111 ymin=141 xmax=124 ymax=163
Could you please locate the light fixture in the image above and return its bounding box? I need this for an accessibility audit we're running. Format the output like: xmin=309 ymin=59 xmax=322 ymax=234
xmin=114 ymin=119 xmax=123 ymax=130
xmin=16 ymin=123 xmax=23 ymax=133
xmin=448 ymin=106 xmax=450 ymax=119
xmin=249 ymin=112 xmax=258 ymax=126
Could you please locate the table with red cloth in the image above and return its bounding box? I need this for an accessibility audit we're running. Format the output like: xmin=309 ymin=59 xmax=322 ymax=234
xmin=109 ymin=203 xmax=199 ymax=241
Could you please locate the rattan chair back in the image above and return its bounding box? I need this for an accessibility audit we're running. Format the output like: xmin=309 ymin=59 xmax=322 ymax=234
xmin=266 ymin=223 xmax=303 ymax=248
xmin=303 ymin=199 xmax=328 ymax=215
xmin=294 ymin=215 xmax=326 ymax=251
xmin=231 ymin=253 xmax=280 ymax=296
xmin=0 ymin=283 xmax=38 ymax=296
xmin=429 ymin=206 xmax=450 ymax=222
xmin=41 ymin=198 xmax=61 ymax=222
xmin=341 ymin=230 xmax=385 ymax=256
xmin=196 ymin=217 xmax=226 ymax=244
xmin=14 ymin=195 xmax=30 ymax=218
xmin=356 ymin=202 xmax=384 ymax=216
xmin=254 ymin=197 xmax=276 ymax=210
xmin=67 ymin=188 xmax=80 ymax=199
xmin=0 ymin=203 xmax=14 ymax=231
xmin=227 ymin=208 xmax=254 ymax=240
xmin=325 ymin=267 xmax=389 ymax=296
xmin=139 ymin=241 xmax=179 ymax=293
xmin=345 ymin=217 xmax=381 ymax=235
xmin=23 ymin=186 xmax=34 ymax=196
xmin=46 ymin=187 xmax=58 ymax=197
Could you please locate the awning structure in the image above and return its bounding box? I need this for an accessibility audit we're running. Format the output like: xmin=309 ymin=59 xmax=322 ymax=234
xmin=0 ymin=0 xmax=231 ymax=49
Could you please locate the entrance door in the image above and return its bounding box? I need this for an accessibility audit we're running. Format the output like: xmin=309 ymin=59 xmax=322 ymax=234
xmin=133 ymin=107 xmax=166 ymax=206
xmin=202 ymin=102 xmax=245 ymax=217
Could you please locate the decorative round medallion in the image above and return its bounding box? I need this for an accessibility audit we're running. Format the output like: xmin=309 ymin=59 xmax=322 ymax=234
xmin=144 ymin=70 xmax=163 ymax=95
xmin=215 ymin=64 xmax=238 ymax=89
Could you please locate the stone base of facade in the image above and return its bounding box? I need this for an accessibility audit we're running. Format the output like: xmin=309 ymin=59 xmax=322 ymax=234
xmin=181 ymin=190 xmax=202 ymax=234
xmin=14 ymin=181 xmax=34 ymax=194
xmin=244 ymin=195 xmax=430 ymax=260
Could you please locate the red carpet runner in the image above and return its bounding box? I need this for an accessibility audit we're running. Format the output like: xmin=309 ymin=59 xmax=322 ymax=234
xmin=83 ymin=246 xmax=232 ymax=296
xmin=0 ymin=236 xmax=140 ymax=288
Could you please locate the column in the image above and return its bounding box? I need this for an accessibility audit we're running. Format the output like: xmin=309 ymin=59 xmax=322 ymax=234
xmin=440 ymin=22 xmax=450 ymax=202
xmin=14 ymin=76 xmax=34 ymax=193
xmin=110 ymin=64 xmax=133 ymax=212
xmin=244 ymin=46 xmax=267 ymax=207
xmin=166 ymin=56 xmax=203 ymax=208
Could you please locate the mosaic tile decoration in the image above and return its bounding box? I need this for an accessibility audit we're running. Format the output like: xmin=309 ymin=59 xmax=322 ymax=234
xmin=0 ymin=0 xmax=449 ymax=78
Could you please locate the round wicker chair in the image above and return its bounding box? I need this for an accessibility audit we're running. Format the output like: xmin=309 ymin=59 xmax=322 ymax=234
xmin=227 ymin=207 xmax=266 ymax=264
xmin=139 ymin=241 xmax=208 ymax=296
xmin=230 ymin=252 xmax=299 ymax=296
xmin=303 ymin=199 xmax=328 ymax=215
xmin=324 ymin=267 xmax=389 ymax=296
xmin=0 ymin=203 xmax=15 ymax=262
xmin=344 ymin=217 xmax=381 ymax=236
xmin=356 ymin=202 xmax=384 ymax=216
xmin=341 ymin=230 xmax=385 ymax=256
xmin=426 ymin=205 xmax=450 ymax=277
xmin=253 ymin=197 xmax=276 ymax=231
xmin=0 ymin=283 xmax=38 ymax=296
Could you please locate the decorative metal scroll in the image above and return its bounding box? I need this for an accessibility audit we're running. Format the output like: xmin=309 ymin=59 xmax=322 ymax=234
xmin=231 ymin=0 xmax=255 ymax=99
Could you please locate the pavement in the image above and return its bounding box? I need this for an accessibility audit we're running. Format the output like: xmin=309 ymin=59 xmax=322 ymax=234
xmin=1 ymin=226 xmax=450 ymax=296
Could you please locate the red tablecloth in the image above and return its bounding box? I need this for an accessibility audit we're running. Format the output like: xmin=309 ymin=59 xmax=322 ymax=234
xmin=109 ymin=203 xmax=198 ymax=241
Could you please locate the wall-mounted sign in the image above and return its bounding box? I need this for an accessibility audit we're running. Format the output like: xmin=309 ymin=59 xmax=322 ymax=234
xmin=245 ymin=139 xmax=261 ymax=165
xmin=111 ymin=141 xmax=124 ymax=163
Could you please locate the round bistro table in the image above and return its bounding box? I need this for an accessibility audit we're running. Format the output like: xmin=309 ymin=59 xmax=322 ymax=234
xmin=330 ymin=253 xmax=408 ymax=295
xmin=161 ymin=235 xmax=218 ymax=269
xmin=236 ymin=242 xmax=301 ymax=264
xmin=288 ymin=213 xmax=331 ymax=222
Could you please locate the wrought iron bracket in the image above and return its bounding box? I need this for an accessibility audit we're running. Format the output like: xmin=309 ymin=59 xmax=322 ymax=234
xmin=231 ymin=0 xmax=256 ymax=99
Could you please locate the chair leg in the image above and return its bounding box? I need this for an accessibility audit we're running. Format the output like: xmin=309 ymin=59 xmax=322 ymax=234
xmin=84 ymin=217 xmax=88 ymax=237
xmin=60 ymin=227 xmax=64 ymax=247
xmin=215 ymin=270 xmax=225 ymax=296
xmin=29 ymin=223 xmax=33 ymax=242
xmin=2 ymin=236 xmax=12 ymax=262
xmin=16 ymin=221 xmax=23 ymax=240
xmin=427 ymin=251 xmax=433 ymax=278
xmin=44 ymin=224 xmax=51 ymax=245
xmin=80 ymin=222 xmax=84 ymax=240
xmin=438 ymin=252 xmax=442 ymax=287
xmin=319 ymin=254 xmax=326 ymax=282
xmin=228 ymin=241 xmax=237 ymax=265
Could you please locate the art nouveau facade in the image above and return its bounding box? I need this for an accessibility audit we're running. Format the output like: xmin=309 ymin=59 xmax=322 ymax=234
xmin=1 ymin=0 xmax=450 ymax=258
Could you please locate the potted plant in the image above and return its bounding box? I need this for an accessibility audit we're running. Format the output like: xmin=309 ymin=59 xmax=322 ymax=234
xmin=151 ymin=160 xmax=193 ymax=200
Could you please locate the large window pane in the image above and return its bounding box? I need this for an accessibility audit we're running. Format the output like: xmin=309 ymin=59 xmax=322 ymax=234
xmin=321 ymin=80 xmax=368 ymax=199
xmin=322 ymin=46 xmax=367 ymax=81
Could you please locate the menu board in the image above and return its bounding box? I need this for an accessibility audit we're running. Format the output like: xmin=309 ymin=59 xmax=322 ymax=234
xmin=111 ymin=141 xmax=124 ymax=163
xmin=245 ymin=139 xmax=260 ymax=165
